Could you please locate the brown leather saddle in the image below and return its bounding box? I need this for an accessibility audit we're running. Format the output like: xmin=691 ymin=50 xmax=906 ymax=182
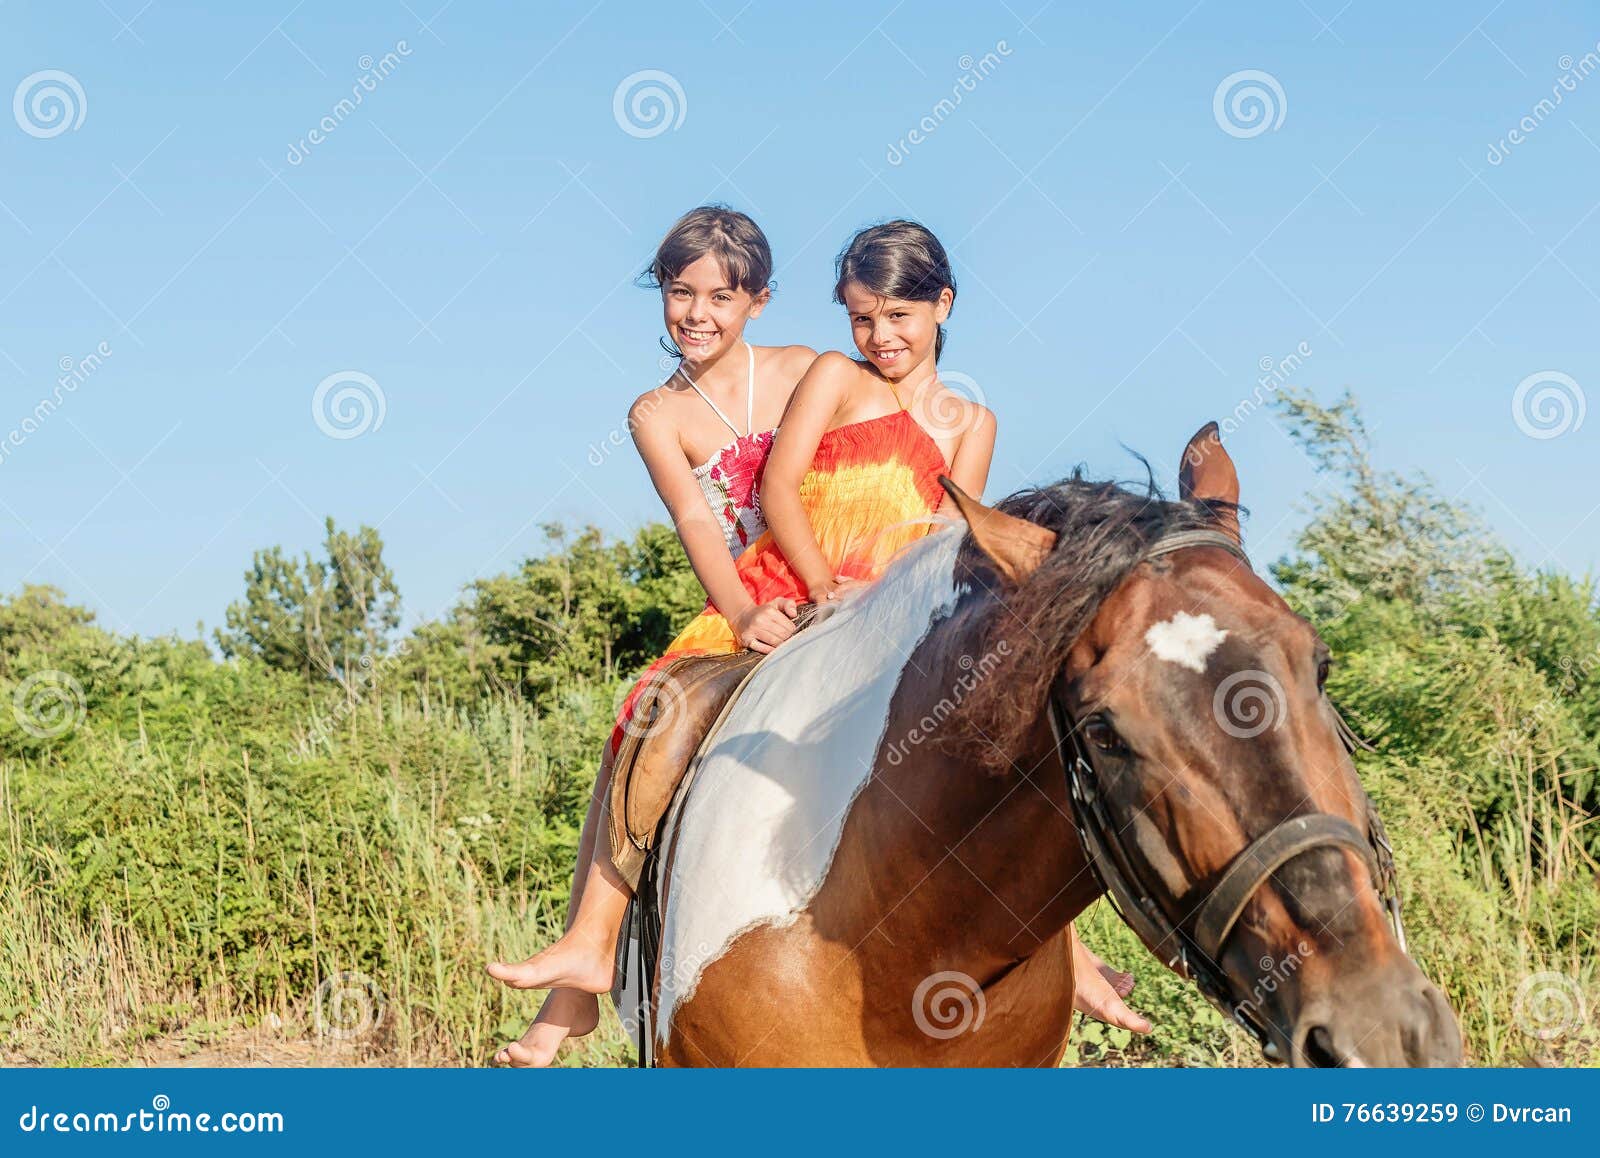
xmin=605 ymin=601 xmax=823 ymax=891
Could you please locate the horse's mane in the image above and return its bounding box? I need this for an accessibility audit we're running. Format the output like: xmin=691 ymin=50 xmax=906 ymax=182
xmin=944 ymin=457 xmax=1243 ymax=774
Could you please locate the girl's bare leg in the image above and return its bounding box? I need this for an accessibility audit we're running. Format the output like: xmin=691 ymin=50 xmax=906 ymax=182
xmin=487 ymin=768 xmax=632 ymax=994
xmin=489 ymin=742 xmax=634 ymax=1066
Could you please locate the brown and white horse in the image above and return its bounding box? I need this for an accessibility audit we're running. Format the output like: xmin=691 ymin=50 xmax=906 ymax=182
xmin=647 ymin=423 xmax=1462 ymax=1067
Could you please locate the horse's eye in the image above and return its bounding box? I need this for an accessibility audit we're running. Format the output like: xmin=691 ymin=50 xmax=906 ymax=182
xmin=1316 ymin=657 xmax=1332 ymax=692
xmin=1082 ymin=717 xmax=1128 ymax=755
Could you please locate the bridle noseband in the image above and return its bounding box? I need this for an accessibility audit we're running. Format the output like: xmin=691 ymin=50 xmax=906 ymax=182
xmin=1045 ymin=527 xmax=1408 ymax=1057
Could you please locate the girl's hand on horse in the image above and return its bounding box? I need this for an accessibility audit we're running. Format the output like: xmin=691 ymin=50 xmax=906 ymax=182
xmin=732 ymin=597 xmax=799 ymax=653
xmin=809 ymin=575 xmax=867 ymax=603
xmin=807 ymin=577 xmax=838 ymax=603
xmin=830 ymin=575 xmax=868 ymax=599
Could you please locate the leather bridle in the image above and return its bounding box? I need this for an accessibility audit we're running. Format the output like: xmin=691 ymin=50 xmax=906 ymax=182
xmin=1044 ymin=527 xmax=1408 ymax=1057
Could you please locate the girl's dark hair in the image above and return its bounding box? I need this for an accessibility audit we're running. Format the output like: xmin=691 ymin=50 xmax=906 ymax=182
xmin=832 ymin=219 xmax=957 ymax=360
xmin=643 ymin=205 xmax=773 ymax=296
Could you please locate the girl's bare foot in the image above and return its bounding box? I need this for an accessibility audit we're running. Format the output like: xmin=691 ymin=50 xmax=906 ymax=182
xmin=1072 ymin=938 xmax=1152 ymax=1033
xmin=491 ymin=988 xmax=600 ymax=1068
xmin=485 ymin=932 xmax=615 ymax=995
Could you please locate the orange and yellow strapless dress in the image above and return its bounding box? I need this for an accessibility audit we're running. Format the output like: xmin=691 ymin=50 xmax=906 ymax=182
xmin=608 ymin=406 xmax=948 ymax=756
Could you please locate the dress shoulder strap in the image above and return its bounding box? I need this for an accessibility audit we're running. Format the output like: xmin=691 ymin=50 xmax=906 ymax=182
xmin=675 ymin=342 xmax=755 ymax=439
xmin=744 ymin=343 xmax=756 ymax=434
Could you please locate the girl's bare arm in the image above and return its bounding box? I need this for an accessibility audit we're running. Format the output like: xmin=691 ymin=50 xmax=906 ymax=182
xmin=630 ymin=397 xmax=751 ymax=614
xmin=761 ymin=352 xmax=855 ymax=602
xmin=942 ymin=402 xmax=997 ymax=501
xmin=630 ymin=396 xmax=796 ymax=652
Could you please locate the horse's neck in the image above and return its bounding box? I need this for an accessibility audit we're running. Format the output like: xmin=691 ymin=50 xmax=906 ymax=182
xmin=821 ymin=605 xmax=1102 ymax=970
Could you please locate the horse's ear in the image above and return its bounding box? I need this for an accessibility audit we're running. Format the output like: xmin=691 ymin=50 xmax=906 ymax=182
xmin=1178 ymin=421 xmax=1242 ymax=543
xmin=939 ymin=476 xmax=1057 ymax=585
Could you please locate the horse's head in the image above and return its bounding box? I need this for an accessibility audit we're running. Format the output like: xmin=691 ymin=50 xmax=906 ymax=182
xmin=943 ymin=423 xmax=1462 ymax=1067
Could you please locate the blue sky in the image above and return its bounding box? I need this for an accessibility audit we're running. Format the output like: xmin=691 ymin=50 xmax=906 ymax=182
xmin=2 ymin=1 xmax=1596 ymax=639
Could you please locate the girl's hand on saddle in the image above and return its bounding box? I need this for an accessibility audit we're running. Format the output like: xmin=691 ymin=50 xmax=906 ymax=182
xmin=732 ymin=597 xmax=799 ymax=654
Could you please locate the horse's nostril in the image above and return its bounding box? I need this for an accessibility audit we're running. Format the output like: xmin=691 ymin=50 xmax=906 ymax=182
xmin=1301 ymin=1023 xmax=1344 ymax=1068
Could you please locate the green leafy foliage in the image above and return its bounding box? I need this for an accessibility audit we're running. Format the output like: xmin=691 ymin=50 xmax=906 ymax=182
xmin=214 ymin=517 xmax=401 ymax=692
xmin=465 ymin=522 xmax=702 ymax=705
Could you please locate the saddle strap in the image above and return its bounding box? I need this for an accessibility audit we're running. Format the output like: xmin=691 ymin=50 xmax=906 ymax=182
xmin=1190 ymin=814 xmax=1376 ymax=964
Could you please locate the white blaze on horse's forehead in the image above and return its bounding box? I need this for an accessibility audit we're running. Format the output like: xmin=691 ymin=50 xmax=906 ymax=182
xmin=1144 ymin=610 xmax=1228 ymax=673
xmin=653 ymin=525 xmax=967 ymax=1045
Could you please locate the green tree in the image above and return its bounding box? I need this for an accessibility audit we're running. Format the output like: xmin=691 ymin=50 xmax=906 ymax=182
xmin=466 ymin=522 xmax=700 ymax=705
xmin=1268 ymin=386 xmax=1500 ymax=625
xmin=1269 ymin=386 xmax=1600 ymax=873
xmin=214 ymin=516 xmax=401 ymax=693
xmin=0 ymin=585 xmax=97 ymax=677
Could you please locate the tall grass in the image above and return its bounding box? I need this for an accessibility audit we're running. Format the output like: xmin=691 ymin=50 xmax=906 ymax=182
xmin=0 ymin=673 xmax=635 ymax=1066
xmin=3 ymin=653 xmax=1593 ymax=1067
